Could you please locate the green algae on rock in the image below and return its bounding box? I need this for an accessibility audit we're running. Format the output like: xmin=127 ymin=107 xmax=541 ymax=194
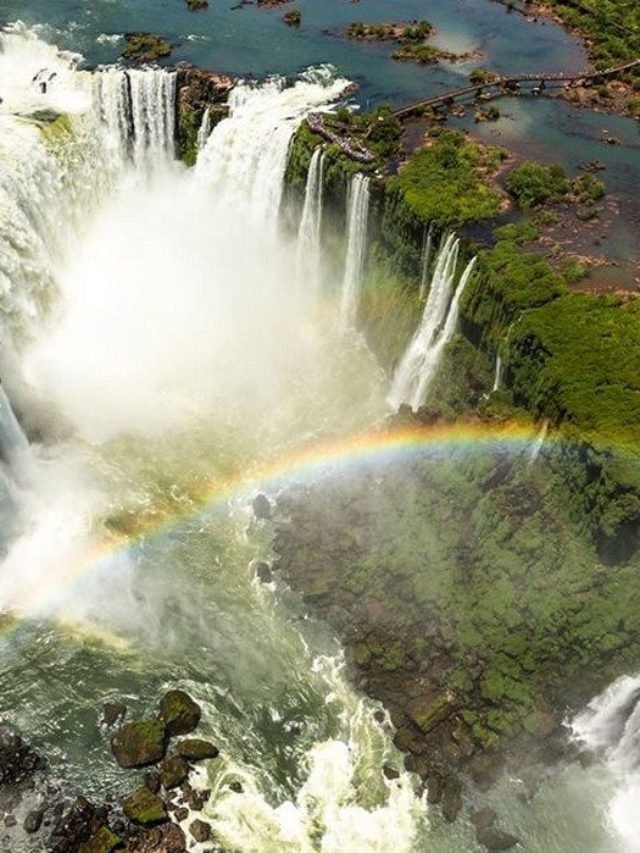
xmin=121 ymin=33 xmax=172 ymax=63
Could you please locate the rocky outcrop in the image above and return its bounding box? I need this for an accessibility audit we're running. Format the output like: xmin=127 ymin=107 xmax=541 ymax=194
xmin=111 ymin=719 xmax=167 ymax=769
xmin=175 ymin=65 xmax=234 ymax=166
xmin=158 ymin=691 xmax=201 ymax=736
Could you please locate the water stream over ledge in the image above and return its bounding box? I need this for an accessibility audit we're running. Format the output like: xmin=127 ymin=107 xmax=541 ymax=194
xmin=0 ymin=15 xmax=639 ymax=853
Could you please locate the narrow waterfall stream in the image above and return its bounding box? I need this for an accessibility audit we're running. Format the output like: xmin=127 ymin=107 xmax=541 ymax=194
xmin=340 ymin=174 xmax=370 ymax=328
xmin=0 ymin=27 xmax=428 ymax=853
xmin=296 ymin=146 xmax=325 ymax=297
xmin=388 ymin=235 xmax=476 ymax=412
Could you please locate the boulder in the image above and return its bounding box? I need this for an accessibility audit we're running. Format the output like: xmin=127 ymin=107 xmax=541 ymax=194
xmin=122 ymin=787 xmax=168 ymax=826
xmin=49 ymin=797 xmax=102 ymax=853
xmin=0 ymin=728 xmax=43 ymax=786
xmin=132 ymin=824 xmax=186 ymax=852
xmin=408 ymin=691 xmax=455 ymax=734
xmin=160 ymin=756 xmax=189 ymax=789
xmin=145 ymin=771 xmax=162 ymax=794
xmin=23 ymin=807 xmax=44 ymax=834
xmin=78 ymin=826 xmax=122 ymax=853
xmin=441 ymin=774 xmax=463 ymax=823
xmin=253 ymin=562 xmax=273 ymax=583
xmin=175 ymin=739 xmax=219 ymax=761
xmin=477 ymin=824 xmax=519 ymax=850
xmin=111 ymin=719 xmax=167 ymax=769
xmin=189 ymin=819 xmax=211 ymax=842
xmin=102 ymin=703 xmax=127 ymax=728
xmin=158 ymin=691 xmax=201 ymax=736
xmin=252 ymin=493 xmax=272 ymax=519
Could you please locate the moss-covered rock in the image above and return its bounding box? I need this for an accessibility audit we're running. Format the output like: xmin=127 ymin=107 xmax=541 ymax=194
xmin=160 ymin=754 xmax=189 ymax=788
xmin=79 ymin=826 xmax=123 ymax=853
xmin=122 ymin=787 xmax=168 ymax=826
xmin=111 ymin=718 xmax=167 ymax=769
xmin=158 ymin=690 xmax=201 ymax=736
xmin=121 ymin=34 xmax=172 ymax=64
xmin=176 ymin=738 xmax=220 ymax=761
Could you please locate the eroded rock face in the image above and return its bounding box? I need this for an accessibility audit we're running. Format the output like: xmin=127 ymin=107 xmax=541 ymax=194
xmin=158 ymin=692 xmax=201 ymax=737
xmin=111 ymin=719 xmax=167 ymax=769
xmin=175 ymin=65 xmax=234 ymax=166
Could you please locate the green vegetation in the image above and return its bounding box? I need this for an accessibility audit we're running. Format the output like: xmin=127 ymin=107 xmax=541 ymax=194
xmin=505 ymin=161 xmax=605 ymax=208
xmin=186 ymin=0 xmax=208 ymax=9
xmin=283 ymin=9 xmax=301 ymax=26
xmin=469 ymin=68 xmax=500 ymax=86
xmin=345 ymin=20 xmax=433 ymax=43
xmin=121 ymin=33 xmax=172 ymax=63
xmin=393 ymin=44 xmax=458 ymax=64
xmin=544 ymin=0 xmax=640 ymax=86
xmin=389 ymin=130 xmax=505 ymax=228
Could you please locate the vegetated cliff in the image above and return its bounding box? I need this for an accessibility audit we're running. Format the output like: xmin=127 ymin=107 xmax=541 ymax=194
xmin=276 ymin=114 xmax=640 ymax=819
xmin=175 ymin=65 xmax=234 ymax=165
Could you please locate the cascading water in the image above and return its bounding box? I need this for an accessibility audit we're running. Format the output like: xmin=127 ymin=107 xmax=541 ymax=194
xmin=419 ymin=222 xmax=435 ymax=300
xmin=528 ymin=419 xmax=549 ymax=464
xmin=340 ymin=173 xmax=370 ymax=328
xmin=197 ymin=106 xmax=211 ymax=151
xmin=0 ymin=27 xmax=426 ymax=852
xmin=492 ymin=355 xmax=503 ymax=392
xmin=571 ymin=674 xmax=640 ymax=849
xmin=196 ymin=67 xmax=349 ymax=227
xmin=388 ymin=234 xmax=476 ymax=412
xmin=295 ymin=146 xmax=325 ymax=296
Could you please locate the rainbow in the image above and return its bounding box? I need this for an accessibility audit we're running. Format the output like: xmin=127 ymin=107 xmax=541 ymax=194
xmin=4 ymin=419 xmax=547 ymax=627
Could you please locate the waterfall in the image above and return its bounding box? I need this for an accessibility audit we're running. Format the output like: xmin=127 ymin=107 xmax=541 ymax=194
xmin=571 ymin=674 xmax=640 ymax=849
xmin=388 ymin=235 xmax=476 ymax=411
xmin=492 ymin=355 xmax=503 ymax=392
xmin=340 ymin=174 xmax=371 ymax=327
xmin=528 ymin=418 xmax=549 ymax=463
xmin=197 ymin=106 xmax=211 ymax=151
xmin=196 ymin=70 xmax=350 ymax=227
xmin=0 ymin=28 xmax=177 ymax=339
xmin=418 ymin=222 xmax=435 ymax=300
xmin=93 ymin=67 xmax=176 ymax=170
xmin=296 ymin=146 xmax=325 ymax=294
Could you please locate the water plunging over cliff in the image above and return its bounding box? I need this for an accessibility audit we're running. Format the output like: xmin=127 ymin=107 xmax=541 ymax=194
xmin=388 ymin=234 xmax=476 ymax=411
xmin=572 ymin=674 xmax=640 ymax=849
xmin=0 ymin=27 xmax=427 ymax=852
xmin=296 ymin=147 xmax=325 ymax=296
xmin=340 ymin=174 xmax=371 ymax=327
xmin=419 ymin=223 xmax=435 ymax=300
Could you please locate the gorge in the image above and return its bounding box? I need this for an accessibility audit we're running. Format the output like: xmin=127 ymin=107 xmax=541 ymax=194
xmin=0 ymin=2 xmax=640 ymax=852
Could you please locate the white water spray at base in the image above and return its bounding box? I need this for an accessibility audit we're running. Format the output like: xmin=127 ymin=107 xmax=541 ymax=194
xmin=340 ymin=174 xmax=371 ymax=328
xmin=571 ymin=674 xmax=640 ymax=851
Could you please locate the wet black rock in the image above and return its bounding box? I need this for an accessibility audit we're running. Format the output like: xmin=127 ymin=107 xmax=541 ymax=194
xmin=175 ymin=806 xmax=189 ymax=822
xmin=160 ymin=755 xmax=189 ymax=789
xmin=441 ymin=774 xmax=463 ymax=822
xmin=79 ymin=825 xmax=122 ymax=853
xmin=49 ymin=796 xmax=103 ymax=853
xmin=102 ymin=703 xmax=127 ymax=728
xmin=253 ymin=561 xmax=273 ymax=583
xmin=111 ymin=719 xmax=167 ymax=769
xmin=189 ymin=819 xmax=211 ymax=842
xmin=158 ymin=691 xmax=201 ymax=737
xmin=24 ymin=806 xmax=44 ymax=833
xmin=0 ymin=728 xmax=43 ymax=786
xmin=122 ymin=787 xmax=168 ymax=826
xmin=229 ymin=781 xmax=243 ymax=793
xmin=476 ymin=824 xmax=520 ymax=850
xmin=175 ymin=739 xmax=219 ymax=761
xmin=4 ymin=814 xmax=16 ymax=827
xmin=145 ymin=771 xmax=162 ymax=795
xmin=252 ymin=493 xmax=272 ymax=520
xmin=382 ymin=764 xmax=400 ymax=780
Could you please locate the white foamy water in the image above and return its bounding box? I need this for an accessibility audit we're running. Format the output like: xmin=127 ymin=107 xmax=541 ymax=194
xmin=296 ymin=146 xmax=325 ymax=297
xmin=389 ymin=233 xmax=476 ymax=411
xmin=0 ymin=27 xmax=425 ymax=853
xmin=340 ymin=173 xmax=371 ymax=328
